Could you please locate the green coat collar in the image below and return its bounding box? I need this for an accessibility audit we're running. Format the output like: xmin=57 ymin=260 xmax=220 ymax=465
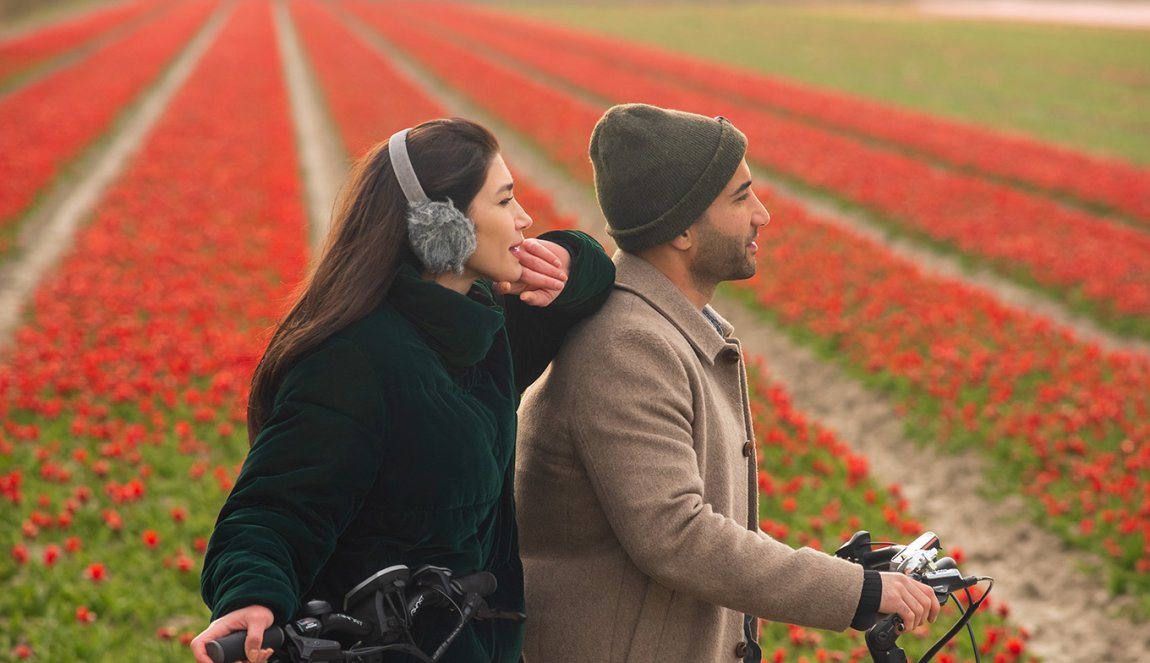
xmin=387 ymin=263 xmax=505 ymax=368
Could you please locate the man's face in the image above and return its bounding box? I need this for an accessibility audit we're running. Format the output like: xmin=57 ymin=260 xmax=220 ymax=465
xmin=689 ymin=159 xmax=770 ymax=286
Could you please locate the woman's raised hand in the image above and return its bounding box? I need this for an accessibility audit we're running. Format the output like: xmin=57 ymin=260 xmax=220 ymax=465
xmin=189 ymin=604 xmax=275 ymax=663
xmin=495 ymin=238 xmax=571 ymax=307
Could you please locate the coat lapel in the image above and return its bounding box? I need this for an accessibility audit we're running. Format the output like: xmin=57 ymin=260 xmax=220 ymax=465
xmin=612 ymin=251 xmax=736 ymax=365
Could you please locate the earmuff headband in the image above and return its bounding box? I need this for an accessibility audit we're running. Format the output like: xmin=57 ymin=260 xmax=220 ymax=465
xmin=389 ymin=128 xmax=430 ymax=205
xmin=386 ymin=126 xmax=478 ymax=275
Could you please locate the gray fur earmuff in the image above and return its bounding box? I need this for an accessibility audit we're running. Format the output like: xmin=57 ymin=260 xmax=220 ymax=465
xmin=407 ymin=198 xmax=477 ymax=275
xmin=389 ymin=128 xmax=477 ymax=274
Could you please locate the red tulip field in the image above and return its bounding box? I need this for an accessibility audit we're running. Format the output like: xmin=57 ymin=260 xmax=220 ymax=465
xmin=1 ymin=1 xmax=1146 ymax=661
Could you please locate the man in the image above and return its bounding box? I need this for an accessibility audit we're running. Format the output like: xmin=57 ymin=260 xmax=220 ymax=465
xmin=515 ymin=104 xmax=938 ymax=663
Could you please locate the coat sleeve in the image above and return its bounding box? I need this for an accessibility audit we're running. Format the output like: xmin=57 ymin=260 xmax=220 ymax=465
xmin=567 ymin=325 xmax=865 ymax=631
xmin=502 ymin=230 xmax=615 ymax=392
xmin=200 ymin=339 xmax=386 ymax=623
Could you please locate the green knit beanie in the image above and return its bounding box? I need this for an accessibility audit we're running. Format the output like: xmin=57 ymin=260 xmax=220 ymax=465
xmin=589 ymin=103 xmax=748 ymax=252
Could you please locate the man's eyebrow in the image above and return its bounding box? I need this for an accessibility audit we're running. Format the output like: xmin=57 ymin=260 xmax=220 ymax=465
xmin=730 ymin=180 xmax=752 ymax=197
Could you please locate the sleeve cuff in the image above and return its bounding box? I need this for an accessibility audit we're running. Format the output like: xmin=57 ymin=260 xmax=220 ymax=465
xmin=537 ymin=230 xmax=612 ymax=309
xmin=850 ymin=569 xmax=883 ymax=631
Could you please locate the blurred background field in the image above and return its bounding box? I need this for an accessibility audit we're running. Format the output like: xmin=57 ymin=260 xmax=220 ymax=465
xmin=508 ymin=1 xmax=1150 ymax=165
xmin=2 ymin=1 xmax=1149 ymax=661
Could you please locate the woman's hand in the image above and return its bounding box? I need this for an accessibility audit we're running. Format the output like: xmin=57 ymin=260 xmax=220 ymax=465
xmin=189 ymin=605 xmax=275 ymax=663
xmin=495 ymin=238 xmax=571 ymax=307
xmin=877 ymin=572 xmax=940 ymax=632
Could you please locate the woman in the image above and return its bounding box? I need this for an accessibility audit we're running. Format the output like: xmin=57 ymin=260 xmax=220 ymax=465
xmin=190 ymin=118 xmax=614 ymax=663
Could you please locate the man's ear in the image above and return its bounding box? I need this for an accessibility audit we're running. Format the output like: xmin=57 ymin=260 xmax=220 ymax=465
xmin=669 ymin=227 xmax=693 ymax=251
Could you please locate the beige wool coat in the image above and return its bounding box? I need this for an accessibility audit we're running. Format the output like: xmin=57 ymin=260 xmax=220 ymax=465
xmin=515 ymin=252 xmax=867 ymax=663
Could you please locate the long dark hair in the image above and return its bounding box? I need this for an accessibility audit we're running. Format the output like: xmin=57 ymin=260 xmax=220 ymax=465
xmin=247 ymin=118 xmax=500 ymax=442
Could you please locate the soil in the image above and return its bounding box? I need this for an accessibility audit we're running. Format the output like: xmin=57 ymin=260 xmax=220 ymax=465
xmin=272 ymin=1 xmax=348 ymax=247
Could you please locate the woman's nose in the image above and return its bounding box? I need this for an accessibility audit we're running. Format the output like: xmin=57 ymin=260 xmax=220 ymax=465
xmin=516 ymin=200 xmax=533 ymax=230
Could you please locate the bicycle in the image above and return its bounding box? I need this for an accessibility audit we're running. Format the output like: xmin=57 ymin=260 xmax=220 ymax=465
xmin=834 ymin=530 xmax=995 ymax=663
xmin=207 ymin=530 xmax=990 ymax=663
xmin=205 ymin=564 xmax=525 ymax=663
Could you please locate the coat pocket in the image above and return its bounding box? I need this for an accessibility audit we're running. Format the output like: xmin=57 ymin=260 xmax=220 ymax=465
xmin=621 ymin=579 xmax=672 ymax=663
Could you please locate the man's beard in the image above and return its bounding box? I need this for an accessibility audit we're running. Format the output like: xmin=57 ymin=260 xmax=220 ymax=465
xmin=690 ymin=222 xmax=757 ymax=290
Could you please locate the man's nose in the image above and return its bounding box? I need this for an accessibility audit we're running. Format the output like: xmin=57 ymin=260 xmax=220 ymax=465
xmin=754 ymin=196 xmax=770 ymax=227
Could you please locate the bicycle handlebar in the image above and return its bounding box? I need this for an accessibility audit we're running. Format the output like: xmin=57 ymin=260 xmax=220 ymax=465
xmin=835 ymin=530 xmax=993 ymax=663
xmin=206 ymin=627 xmax=285 ymax=663
xmin=205 ymin=568 xmax=505 ymax=663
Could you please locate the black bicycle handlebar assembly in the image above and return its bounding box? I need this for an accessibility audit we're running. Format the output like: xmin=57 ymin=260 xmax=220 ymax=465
xmin=208 ymin=530 xmax=990 ymax=663
xmin=205 ymin=564 xmax=523 ymax=663
xmin=834 ymin=530 xmax=995 ymax=663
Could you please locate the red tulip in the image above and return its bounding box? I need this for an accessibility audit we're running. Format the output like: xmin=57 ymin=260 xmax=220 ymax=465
xmin=86 ymin=563 xmax=106 ymax=582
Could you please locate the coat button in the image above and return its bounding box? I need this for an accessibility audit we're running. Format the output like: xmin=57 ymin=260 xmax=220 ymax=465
xmin=734 ymin=641 xmax=748 ymax=658
xmin=719 ymin=347 xmax=740 ymax=364
xmin=742 ymin=441 xmax=753 ymax=457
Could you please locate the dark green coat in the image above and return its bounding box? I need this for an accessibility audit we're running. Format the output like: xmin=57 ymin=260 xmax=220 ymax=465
xmin=201 ymin=231 xmax=613 ymax=663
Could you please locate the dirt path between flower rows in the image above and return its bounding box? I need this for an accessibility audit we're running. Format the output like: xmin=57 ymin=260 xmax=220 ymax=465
xmin=274 ymin=4 xmax=1150 ymax=662
xmin=0 ymin=1 xmax=234 ymax=351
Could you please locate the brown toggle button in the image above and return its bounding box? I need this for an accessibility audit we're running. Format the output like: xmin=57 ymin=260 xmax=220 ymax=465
xmin=742 ymin=440 xmax=753 ymax=457
xmin=719 ymin=347 xmax=740 ymax=364
xmin=734 ymin=641 xmax=748 ymax=658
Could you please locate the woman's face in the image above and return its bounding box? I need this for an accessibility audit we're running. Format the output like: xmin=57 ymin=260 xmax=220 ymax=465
xmin=464 ymin=154 xmax=533 ymax=283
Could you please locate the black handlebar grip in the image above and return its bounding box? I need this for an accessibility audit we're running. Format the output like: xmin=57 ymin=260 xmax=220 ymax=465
xmin=205 ymin=627 xmax=285 ymax=663
xmin=453 ymin=571 xmax=497 ymax=597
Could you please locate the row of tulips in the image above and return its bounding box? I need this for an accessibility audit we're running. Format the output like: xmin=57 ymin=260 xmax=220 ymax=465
xmin=286 ymin=0 xmax=576 ymax=235
xmin=339 ymin=2 xmax=601 ymax=194
xmin=339 ymin=0 xmax=1150 ymax=605
xmin=381 ymin=2 xmax=1150 ymax=337
xmin=0 ymin=0 xmax=217 ymax=257
xmin=730 ymin=188 xmax=1150 ymax=608
xmin=0 ymin=1 xmax=308 ymax=659
xmin=431 ymin=3 xmax=1150 ymax=226
xmin=0 ymin=0 xmax=156 ymax=86
xmin=295 ymin=2 xmax=1036 ymax=658
xmin=747 ymin=364 xmax=1034 ymax=663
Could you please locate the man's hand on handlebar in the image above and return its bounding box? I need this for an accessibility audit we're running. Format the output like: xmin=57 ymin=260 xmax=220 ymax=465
xmin=877 ymin=572 xmax=941 ymax=632
xmin=190 ymin=605 xmax=276 ymax=663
